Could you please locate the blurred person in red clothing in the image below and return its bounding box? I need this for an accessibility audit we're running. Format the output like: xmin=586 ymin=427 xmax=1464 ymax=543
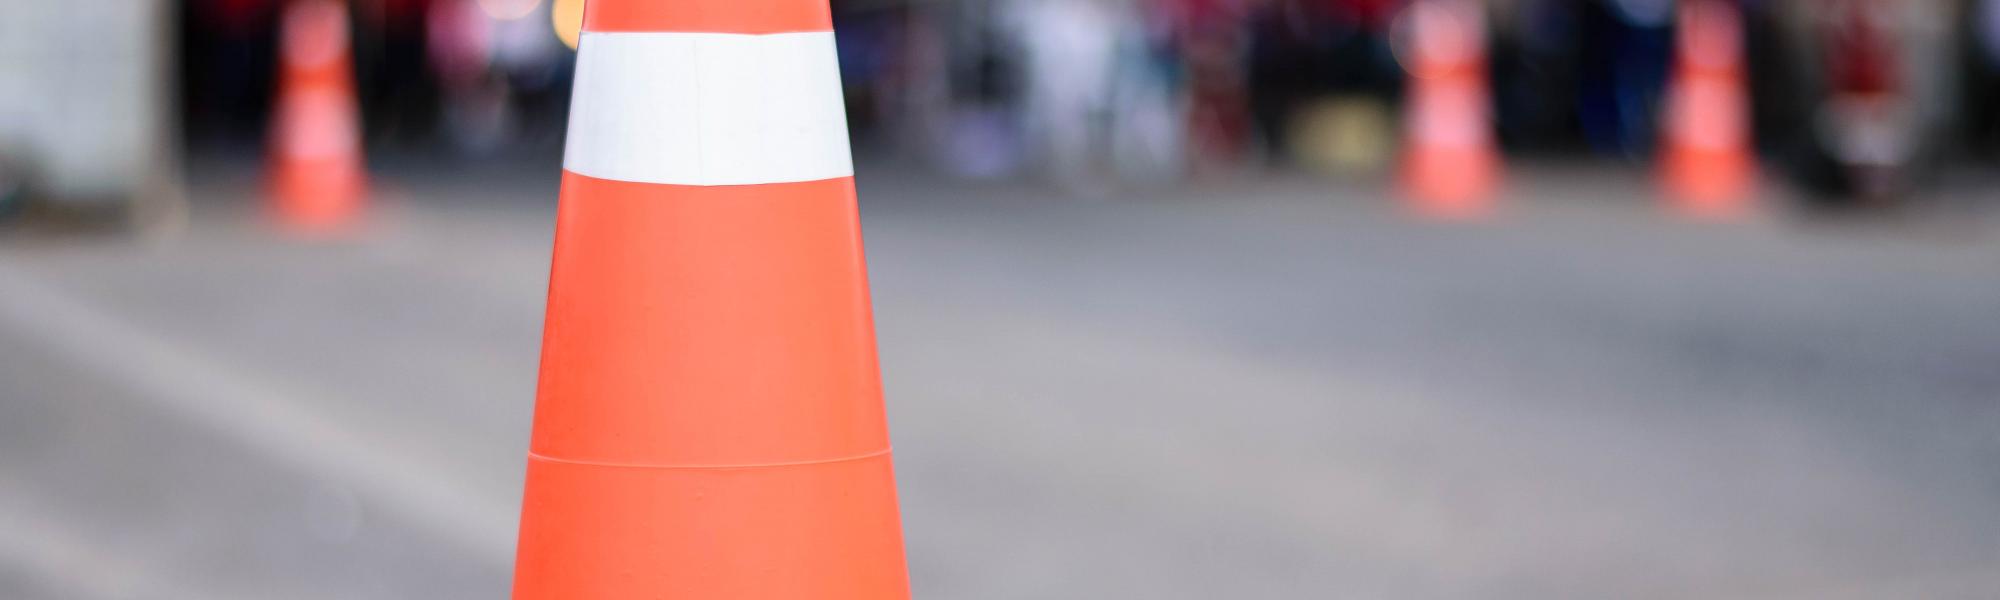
xmin=1815 ymin=0 xmax=1912 ymax=202
xmin=1163 ymin=0 xmax=1258 ymax=171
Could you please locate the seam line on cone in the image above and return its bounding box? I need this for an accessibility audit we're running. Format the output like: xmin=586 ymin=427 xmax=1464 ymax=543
xmin=527 ymin=448 xmax=891 ymax=470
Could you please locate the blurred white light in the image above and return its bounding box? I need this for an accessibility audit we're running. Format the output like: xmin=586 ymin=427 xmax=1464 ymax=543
xmin=477 ymin=0 xmax=542 ymax=21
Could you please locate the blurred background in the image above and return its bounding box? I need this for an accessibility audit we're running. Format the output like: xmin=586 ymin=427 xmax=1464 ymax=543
xmin=3 ymin=0 xmax=2000 ymax=598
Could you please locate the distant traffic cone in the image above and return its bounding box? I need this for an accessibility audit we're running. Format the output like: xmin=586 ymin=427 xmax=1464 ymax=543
xmin=1399 ymin=0 xmax=1500 ymax=219
xmin=268 ymin=0 xmax=366 ymax=232
xmin=1659 ymin=0 xmax=1756 ymax=218
xmin=510 ymin=1 xmax=910 ymax=599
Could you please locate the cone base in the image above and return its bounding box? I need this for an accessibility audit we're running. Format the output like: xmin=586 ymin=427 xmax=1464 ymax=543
xmin=270 ymin=161 xmax=367 ymax=234
xmin=511 ymin=451 xmax=910 ymax=600
xmin=1662 ymin=153 xmax=1755 ymax=220
xmin=1401 ymin=150 xmax=1500 ymax=220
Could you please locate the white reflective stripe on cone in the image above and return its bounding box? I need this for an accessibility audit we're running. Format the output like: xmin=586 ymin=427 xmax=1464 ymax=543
xmin=563 ymin=31 xmax=854 ymax=187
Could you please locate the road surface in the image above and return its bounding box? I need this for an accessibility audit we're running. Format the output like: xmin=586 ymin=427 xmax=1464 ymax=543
xmin=2 ymin=159 xmax=1998 ymax=599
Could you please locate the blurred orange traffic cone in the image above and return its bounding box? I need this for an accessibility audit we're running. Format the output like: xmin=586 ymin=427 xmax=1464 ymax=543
xmin=1660 ymin=0 xmax=1756 ymax=218
xmin=268 ymin=0 xmax=366 ymax=233
xmin=510 ymin=1 xmax=910 ymax=599
xmin=1399 ymin=0 xmax=1500 ymax=219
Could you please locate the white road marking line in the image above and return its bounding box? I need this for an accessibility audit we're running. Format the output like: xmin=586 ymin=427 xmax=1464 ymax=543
xmin=0 ymin=262 xmax=515 ymax=566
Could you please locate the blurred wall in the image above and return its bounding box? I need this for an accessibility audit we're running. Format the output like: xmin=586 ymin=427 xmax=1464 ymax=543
xmin=0 ymin=0 xmax=176 ymax=203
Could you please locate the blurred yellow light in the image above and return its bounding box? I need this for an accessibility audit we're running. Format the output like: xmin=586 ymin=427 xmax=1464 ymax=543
xmin=552 ymin=0 xmax=584 ymax=50
xmin=477 ymin=0 xmax=542 ymax=21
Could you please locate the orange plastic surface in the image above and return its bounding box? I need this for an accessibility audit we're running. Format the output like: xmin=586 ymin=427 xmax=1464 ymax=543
xmin=268 ymin=0 xmax=365 ymax=233
xmin=1398 ymin=0 xmax=1499 ymax=218
xmin=1660 ymin=0 xmax=1755 ymax=218
xmin=584 ymin=0 xmax=832 ymax=34
xmin=1400 ymin=77 xmax=1501 ymax=218
xmin=517 ymin=171 xmax=908 ymax=598
xmin=532 ymin=172 xmax=889 ymax=468
xmin=512 ymin=451 xmax=909 ymax=599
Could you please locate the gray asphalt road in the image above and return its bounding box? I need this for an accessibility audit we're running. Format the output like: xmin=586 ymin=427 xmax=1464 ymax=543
xmin=2 ymin=161 xmax=1998 ymax=599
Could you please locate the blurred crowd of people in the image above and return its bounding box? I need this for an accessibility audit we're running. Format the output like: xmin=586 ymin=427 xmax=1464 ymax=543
xmin=180 ymin=0 xmax=2000 ymax=201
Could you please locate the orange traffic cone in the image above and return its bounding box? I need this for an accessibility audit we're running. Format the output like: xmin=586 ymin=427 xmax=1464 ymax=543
xmin=1399 ymin=0 xmax=1500 ymax=219
xmin=268 ymin=0 xmax=366 ymax=233
xmin=510 ymin=1 xmax=910 ymax=599
xmin=1659 ymin=0 xmax=1756 ymax=218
